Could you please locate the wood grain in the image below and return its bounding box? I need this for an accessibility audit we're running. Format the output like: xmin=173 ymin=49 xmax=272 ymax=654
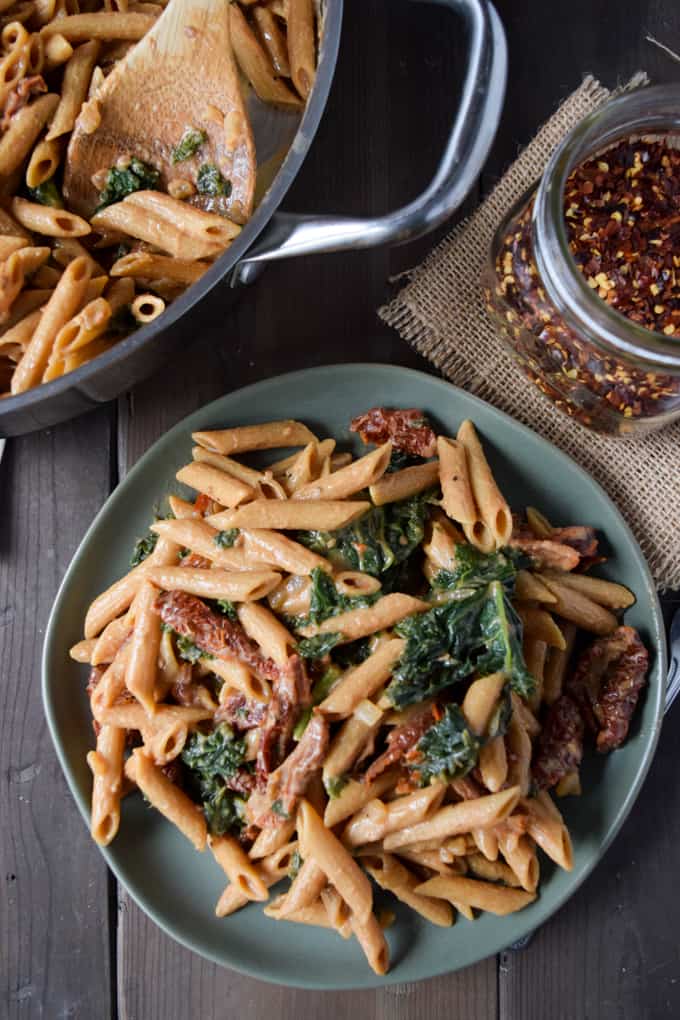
xmin=0 ymin=409 xmax=114 ymax=1020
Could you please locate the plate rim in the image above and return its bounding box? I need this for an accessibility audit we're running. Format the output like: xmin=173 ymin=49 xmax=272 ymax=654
xmin=41 ymin=362 xmax=667 ymax=989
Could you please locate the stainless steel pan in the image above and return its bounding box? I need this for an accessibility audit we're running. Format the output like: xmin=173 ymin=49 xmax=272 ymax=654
xmin=0 ymin=0 xmax=507 ymax=435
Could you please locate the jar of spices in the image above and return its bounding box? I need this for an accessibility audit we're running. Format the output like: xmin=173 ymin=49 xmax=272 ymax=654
xmin=483 ymin=84 xmax=680 ymax=434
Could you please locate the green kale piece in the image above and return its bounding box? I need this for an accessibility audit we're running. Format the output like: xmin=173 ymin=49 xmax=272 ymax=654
xmin=96 ymin=157 xmax=160 ymax=211
xmin=311 ymin=664 xmax=342 ymax=704
xmin=332 ymin=638 xmax=372 ymax=670
xmin=297 ymin=492 xmax=433 ymax=579
xmin=214 ymin=598 xmax=237 ymax=621
xmin=301 ymin=567 xmax=379 ymax=627
xmin=196 ymin=163 xmax=232 ymax=197
xmin=297 ymin=632 xmax=342 ymax=660
xmin=385 ymin=448 xmax=419 ymax=473
xmin=409 ymin=704 xmax=480 ymax=785
xmin=487 ymin=685 xmax=512 ymax=740
xmin=387 ymin=588 xmax=488 ymax=708
xmin=130 ymin=529 xmax=158 ymax=567
xmin=175 ymin=634 xmax=208 ymax=664
xmin=324 ymin=775 xmax=348 ymax=799
xmin=272 ymin=799 xmax=290 ymax=819
xmin=171 ymin=127 xmax=207 ymax=163
xmin=293 ymin=707 xmax=312 ymax=740
xmin=475 ymin=581 xmax=536 ymax=699
xmin=27 ymin=178 xmax=63 ymax=208
xmin=181 ymin=723 xmax=248 ymax=835
xmin=214 ymin=528 xmax=239 ymax=548
xmin=432 ymin=545 xmax=528 ymax=595
xmin=288 ymin=849 xmax=302 ymax=879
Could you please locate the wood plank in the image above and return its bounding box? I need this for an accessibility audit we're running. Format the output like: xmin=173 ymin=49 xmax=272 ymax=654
xmin=0 ymin=409 xmax=114 ymax=1020
xmin=490 ymin=1 xmax=680 ymax=1018
xmin=116 ymin=2 xmax=496 ymax=1017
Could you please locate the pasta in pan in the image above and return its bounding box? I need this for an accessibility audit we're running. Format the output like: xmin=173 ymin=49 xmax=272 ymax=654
xmin=72 ymin=408 xmax=650 ymax=974
xmin=0 ymin=0 xmax=318 ymax=397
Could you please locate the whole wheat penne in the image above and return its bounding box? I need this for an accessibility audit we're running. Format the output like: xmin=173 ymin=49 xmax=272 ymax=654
xmin=515 ymin=569 xmax=557 ymax=603
xmin=462 ymin=672 xmax=506 ymax=735
xmin=89 ymin=644 xmax=130 ymax=716
xmin=348 ymin=909 xmax=390 ymax=975
xmin=293 ymin=442 xmax=392 ymax=501
xmin=0 ymin=236 xmax=28 ymax=260
xmin=11 ymin=255 xmax=91 ymax=393
xmin=415 ymin=874 xmax=536 ymax=916
xmin=287 ymin=0 xmax=315 ymax=98
xmin=472 ymin=826 xmax=499 ymax=862
xmin=505 ymin=715 xmax=532 ymax=797
xmin=265 ymin=896 xmax=337 ymax=930
xmin=210 ymin=498 xmax=370 ymax=532
xmin=297 ymin=799 xmax=372 ymax=925
xmin=393 ymin=847 xmax=466 ymax=876
xmin=0 ymin=92 xmax=58 ymax=177
xmin=275 ymin=856 xmax=326 ymax=917
xmin=90 ymin=194 xmax=231 ymax=261
xmin=543 ymin=622 xmax=577 ymax=705
xmin=383 ymin=787 xmax=520 ymax=850
xmin=457 ymin=420 xmax=512 ymax=548
xmin=510 ymin=692 xmax=541 ymax=738
xmin=194 ymin=420 xmax=317 ymax=456
xmin=317 ymin=639 xmax=404 ymax=719
xmin=87 ymin=724 xmax=126 ymax=846
xmin=252 ymin=4 xmax=290 ymax=75
xmin=143 ymin=566 xmax=281 ymax=602
xmin=11 ymin=197 xmax=91 ymax=237
xmin=40 ymin=12 xmax=155 ymax=40
xmin=283 ymin=441 xmax=326 ymax=493
xmin=334 ymin=572 xmax=382 ymax=598
xmin=209 ymin=834 xmax=269 ymax=901
xmin=467 ymin=853 xmax=522 ymax=888
xmin=46 ymin=39 xmax=100 ymax=140
xmin=69 ymin=637 xmax=96 ymax=663
xmin=268 ymin=437 xmax=335 ymax=476
xmin=211 ymin=656 xmax=270 ymax=701
xmin=298 ymin=593 xmax=429 ymax=643
xmin=369 ymin=460 xmax=440 ymax=506
xmin=176 ymin=461 xmax=256 ymax=507
xmin=95 ymin=700 xmax=211 ymax=730
xmin=113 ymin=250 xmax=206 ymax=287
xmin=215 ymin=843 xmax=297 ymax=917
xmin=124 ymin=748 xmax=207 ymax=851
xmin=239 ymin=527 xmax=332 ymax=575
xmin=523 ymin=635 xmax=547 ymax=711
xmin=478 ymin=735 xmax=508 ymax=793
xmin=323 ymin=770 xmax=398 ymax=828
xmin=496 ymin=830 xmax=539 ymax=892
xmin=124 ymin=579 xmax=161 ymax=715
xmin=249 ymin=816 xmax=297 ymax=859
xmin=437 ymin=436 xmax=478 ymax=525
xmin=522 ymin=792 xmax=573 ymax=871
xmin=540 ymin=569 xmax=635 ymax=609
xmin=150 ymin=518 xmax=251 ymax=570
xmin=526 ymin=506 xmax=553 ymax=537
xmin=322 ymin=708 xmax=383 ymax=782
xmin=319 ymin=886 xmax=352 ymax=937
xmin=540 ymin=577 xmax=618 ymax=635
xmin=236 ymin=601 xmax=295 ymax=667
xmin=229 ymin=3 xmax=302 ymax=108
xmin=43 ymin=32 xmax=73 ymax=67
xmin=26 ymin=139 xmax=62 ymax=189
xmin=91 ymin=614 xmax=131 ymax=666
xmin=363 ymin=854 xmax=453 ymax=927
xmin=343 ymin=784 xmax=445 ymax=848
xmin=191 ymin=445 xmax=273 ymax=488
xmin=516 ymin=605 xmax=567 ymax=650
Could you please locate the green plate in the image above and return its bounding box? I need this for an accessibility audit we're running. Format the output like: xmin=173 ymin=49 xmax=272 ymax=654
xmin=42 ymin=364 xmax=666 ymax=989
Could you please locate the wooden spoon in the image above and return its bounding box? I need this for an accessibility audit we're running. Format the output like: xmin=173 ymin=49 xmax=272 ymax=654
xmin=64 ymin=0 xmax=256 ymax=224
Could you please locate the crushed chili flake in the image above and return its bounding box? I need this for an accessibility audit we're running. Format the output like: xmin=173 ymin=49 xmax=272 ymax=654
xmin=486 ymin=137 xmax=680 ymax=432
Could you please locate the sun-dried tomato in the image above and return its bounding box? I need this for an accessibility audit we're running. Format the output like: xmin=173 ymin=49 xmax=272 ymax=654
xmin=350 ymin=407 xmax=437 ymax=458
xmin=532 ymin=695 xmax=584 ymax=790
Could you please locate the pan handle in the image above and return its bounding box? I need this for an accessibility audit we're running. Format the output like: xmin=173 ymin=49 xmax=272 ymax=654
xmin=236 ymin=0 xmax=506 ymax=274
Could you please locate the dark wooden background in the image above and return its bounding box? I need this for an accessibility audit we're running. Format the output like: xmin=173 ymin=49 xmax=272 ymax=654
xmin=2 ymin=2 xmax=680 ymax=1017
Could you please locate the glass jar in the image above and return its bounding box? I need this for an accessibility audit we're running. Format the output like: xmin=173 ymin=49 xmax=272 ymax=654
xmin=483 ymin=84 xmax=680 ymax=435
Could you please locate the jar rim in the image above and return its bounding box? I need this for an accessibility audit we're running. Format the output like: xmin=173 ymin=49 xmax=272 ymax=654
xmin=533 ymin=83 xmax=680 ymax=374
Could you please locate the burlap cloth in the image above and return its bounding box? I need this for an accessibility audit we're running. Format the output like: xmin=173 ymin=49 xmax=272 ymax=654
xmin=379 ymin=75 xmax=680 ymax=592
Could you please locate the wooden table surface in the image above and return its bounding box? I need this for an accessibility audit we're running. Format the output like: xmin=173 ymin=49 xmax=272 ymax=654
xmin=3 ymin=2 xmax=680 ymax=1017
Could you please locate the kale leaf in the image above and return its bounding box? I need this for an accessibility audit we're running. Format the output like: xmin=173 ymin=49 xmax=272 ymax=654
xmin=214 ymin=598 xmax=237 ymax=621
xmin=171 ymin=127 xmax=207 ymax=163
xmin=432 ymin=545 xmax=528 ymax=595
xmin=475 ymin=581 xmax=536 ymax=698
xmin=409 ymin=704 xmax=480 ymax=786
xmin=27 ymin=178 xmax=63 ymax=208
xmin=385 ymin=448 xmax=419 ymax=473
xmin=288 ymin=849 xmax=302 ymax=879
xmin=130 ymin=529 xmax=158 ymax=567
xmin=175 ymin=634 xmax=208 ymax=664
xmin=96 ymin=157 xmax=160 ymax=210
xmin=324 ymin=775 xmax=348 ymax=799
xmin=214 ymin=528 xmax=239 ymax=548
xmin=297 ymin=632 xmax=342 ymax=660
xmin=312 ymin=664 xmax=341 ymax=704
xmin=302 ymin=567 xmax=379 ymax=626
xmin=196 ymin=163 xmax=232 ymax=197
xmin=181 ymin=723 xmax=248 ymax=835
xmin=387 ymin=588 xmax=487 ymax=708
xmin=297 ymin=492 xmax=432 ymax=580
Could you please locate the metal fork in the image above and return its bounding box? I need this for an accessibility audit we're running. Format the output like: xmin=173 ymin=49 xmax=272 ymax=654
xmin=665 ymin=607 xmax=680 ymax=711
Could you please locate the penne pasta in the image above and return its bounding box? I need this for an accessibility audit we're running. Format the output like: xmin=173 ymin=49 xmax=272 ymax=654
xmin=176 ymin=461 xmax=256 ymax=507
xmin=287 ymin=0 xmax=315 ymax=98
xmin=383 ymin=787 xmax=520 ymax=850
xmin=437 ymin=436 xmax=477 ymax=525
xmin=87 ymin=723 xmax=125 ymax=846
xmin=362 ymin=853 xmax=453 ymax=927
xmin=236 ymin=601 xmax=295 ymax=668
xmin=124 ymin=748 xmax=207 ymax=851
xmin=229 ymin=2 xmax=302 ymax=108
xmin=46 ymin=39 xmax=100 ymax=140
xmin=516 ymin=605 xmax=567 ymax=650
xmin=462 ymin=672 xmax=505 ymax=735
xmin=515 ymin=569 xmax=557 ymax=604
xmin=209 ymin=498 xmax=370 ymax=532
xmin=40 ymin=12 xmax=155 ymax=40
xmin=317 ymin=639 xmax=404 ymax=719
xmin=543 ymin=622 xmax=577 ymax=705
xmin=143 ymin=566 xmax=281 ymax=602
xmin=239 ymin=527 xmax=332 ymax=575
xmin=539 ymin=569 xmax=635 ymax=609
xmin=298 ymin=593 xmax=429 ymax=643
xmin=478 ymin=735 xmax=508 ymax=793
xmin=194 ymin=420 xmax=317 ymax=455
xmin=323 ymin=770 xmax=398 ymax=828
xmin=343 ymin=784 xmax=445 ymax=848
xmin=298 ymin=799 xmax=373 ymax=923
xmin=457 ymin=419 xmax=512 ymax=548
xmin=522 ymin=792 xmax=573 ymax=871
xmin=370 ymin=460 xmax=439 ymax=507
xmin=124 ymin=579 xmax=161 ymax=715
xmin=273 ymin=857 xmax=326 ymax=918
xmin=415 ymin=874 xmax=536 ymax=916
xmin=540 ymin=577 xmax=619 ymax=635
xmin=293 ymin=442 xmax=392 ymax=501
xmin=349 ymin=909 xmax=389 ymax=976
xmin=209 ymin=834 xmax=269 ymax=901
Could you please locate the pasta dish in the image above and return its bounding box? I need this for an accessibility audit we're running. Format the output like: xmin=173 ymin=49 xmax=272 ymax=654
xmin=70 ymin=408 xmax=649 ymax=974
xmin=0 ymin=0 xmax=317 ymax=397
